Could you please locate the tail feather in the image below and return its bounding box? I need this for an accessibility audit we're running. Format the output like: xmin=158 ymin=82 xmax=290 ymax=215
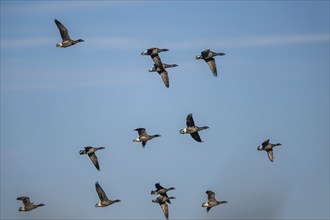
xmin=164 ymin=64 xmax=178 ymax=68
xmin=216 ymin=52 xmax=225 ymax=56
xmin=201 ymin=126 xmax=209 ymax=130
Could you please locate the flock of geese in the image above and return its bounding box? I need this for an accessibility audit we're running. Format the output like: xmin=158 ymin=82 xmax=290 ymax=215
xmin=15 ymin=19 xmax=283 ymax=219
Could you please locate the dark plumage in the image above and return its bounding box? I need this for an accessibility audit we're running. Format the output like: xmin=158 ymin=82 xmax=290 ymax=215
xmin=95 ymin=182 xmax=121 ymax=207
xmin=152 ymin=195 xmax=175 ymax=220
xmin=151 ymin=183 xmax=176 ymax=204
xmin=195 ymin=49 xmax=225 ymax=77
xmin=133 ymin=128 xmax=161 ymax=148
xmin=17 ymin=196 xmax=45 ymax=212
xmin=148 ymin=63 xmax=178 ymax=88
xmin=257 ymin=139 xmax=282 ymax=162
xmin=141 ymin=48 xmax=169 ymax=67
xmin=79 ymin=146 xmax=105 ymax=171
xmin=54 ymin=19 xmax=84 ymax=48
xmin=202 ymin=190 xmax=227 ymax=213
xmin=179 ymin=113 xmax=209 ymax=142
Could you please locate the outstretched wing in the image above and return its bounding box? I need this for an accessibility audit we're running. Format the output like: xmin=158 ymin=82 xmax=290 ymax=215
xmin=155 ymin=183 xmax=164 ymax=191
xmin=159 ymin=69 xmax=169 ymax=88
xmin=205 ymin=57 xmax=217 ymax=77
xmin=186 ymin=113 xmax=195 ymax=127
xmin=201 ymin=49 xmax=210 ymax=58
xmin=206 ymin=190 xmax=216 ymax=202
xmin=262 ymin=139 xmax=270 ymax=147
xmin=54 ymin=19 xmax=71 ymax=41
xmin=190 ymin=132 xmax=202 ymax=142
xmin=267 ymin=150 xmax=274 ymax=162
xmin=17 ymin=197 xmax=31 ymax=206
xmin=160 ymin=202 xmax=169 ymax=220
xmin=135 ymin=128 xmax=146 ymax=136
xmin=95 ymin=182 xmax=109 ymax=201
xmin=151 ymin=54 xmax=163 ymax=67
xmin=88 ymin=152 xmax=100 ymax=170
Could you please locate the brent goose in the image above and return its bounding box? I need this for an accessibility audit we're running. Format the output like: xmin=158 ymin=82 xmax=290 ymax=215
xmin=257 ymin=139 xmax=282 ymax=162
xmin=54 ymin=19 xmax=84 ymax=48
xmin=195 ymin=49 xmax=225 ymax=77
xmin=152 ymin=195 xmax=175 ymax=220
xmin=133 ymin=128 xmax=161 ymax=148
xmin=148 ymin=63 xmax=178 ymax=88
xmin=141 ymin=48 xmax=169 ymax=67
xmin=202 ymin=190 xmax=227 ymax=213
xmin=180 ymin=113 xmax=209 ymax=142
xmin=95 ymin=182 xmax=121 ymax=207
xmin=79 ymin=146 xmax=105 ymax=171
xmin=17 ymin=196 xmax=45 ymax=212
xmin=151 ymin=182 xmax=175 ymax=204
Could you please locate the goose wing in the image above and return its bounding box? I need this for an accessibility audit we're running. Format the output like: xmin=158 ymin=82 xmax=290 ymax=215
xmin=95 ymin=182 xmax=109 ymax=201
xmin=186 ymin=113 xmax=195 ymax=127
xmin=151 ymin=54 xmax=163 ymax=67
xmin=17 ymin=197 xmax=32 ymax=206
xmin=135 ymin=128 xmax=146 ymax=136
xmin=155 ymin=183 xmax=164 ymax=191
xmin=159 ymin=69 xmax=169 ymax=88
xmin=88 ymin=152 xmax=100 ymax=170
xmin=262 ymin=139 xmax=270 ymax=147
xmin=54 ymin=19 xmax=71 ymax=41
xmin=201 ymin=49 xmax=211 ymax=58
xmin=190 ymin=132 xmax=202 ymax=142
xmin=205 ymin=57 xmax=217 ymax=77
xmin=160 ymin=201 xmax=169 ymax=220
xmin=206 ymin=190 xmax=216 ymax=202
xmin=267 ymin=150 xmax=274 ymax=162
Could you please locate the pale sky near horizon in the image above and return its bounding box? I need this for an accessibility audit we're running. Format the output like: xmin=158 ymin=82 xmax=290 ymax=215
xmin=1 ymin=1 xmax=329 ymax=219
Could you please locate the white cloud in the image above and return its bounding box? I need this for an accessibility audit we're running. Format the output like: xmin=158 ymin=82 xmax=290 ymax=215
xmin=1 ymin=33 xmax=328 ymax=50
xmin=1 ymin=37 xmax=55 ymax=49
xmin=1 ymin=1 xmax=130 ymax=16
xmin=168 ymin=33 xmax=330 ymax=49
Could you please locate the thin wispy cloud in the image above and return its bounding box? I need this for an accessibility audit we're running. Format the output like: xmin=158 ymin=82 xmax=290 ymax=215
xmin=1 ymin=33 xmax=328 ymax=50
xmin=1 ymin=1 xmax=133 ymax=16
xmin=1 ymin=37 xmax=55 ymax=49
xmin=168 ymin=33 xmax=330 ymax=49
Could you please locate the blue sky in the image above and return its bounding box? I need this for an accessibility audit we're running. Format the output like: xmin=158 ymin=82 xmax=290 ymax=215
xmin=1 ymin=1 xmax=329 ymax=219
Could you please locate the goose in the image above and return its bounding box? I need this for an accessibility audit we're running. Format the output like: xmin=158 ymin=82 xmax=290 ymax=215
xmin=17 ymin=196 xmax=45 ymax=212
xmin=79 ymin=146 xmax=105 ymax=171
xmin=202 ymin=190 xmax=227 ymax=213
xmin=152 ymin=195 xmax=175 ymax=220
xmin=151 ymin=182 xmax=175 ymax=204
xmin=133 ymin=128 xmax=161 ymax=148
xmin=148 ymin=63 xmax=178 ymax=88
xmin=195 ymin=49 xmax=225 ymax=77
xmin=180 ymin=113 xmax=209 ymax=142
xmin=95 ymin=182 xmax=121 ymax=207
xmin=257 ymin=139 xmax=282 ymax=162
xmin=54 ymin=19 xmax=84 ymax=48
xmin=141 ymin=48 xmax=169 ymax=67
